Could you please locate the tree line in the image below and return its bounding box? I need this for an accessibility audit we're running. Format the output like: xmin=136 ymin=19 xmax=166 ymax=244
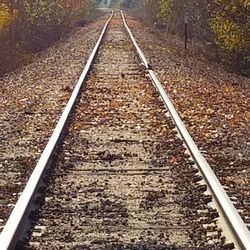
xmin=0 ymin=0 xmax=95 ymax=75
xmin=138 ymin=0 xmax=249 ymax=75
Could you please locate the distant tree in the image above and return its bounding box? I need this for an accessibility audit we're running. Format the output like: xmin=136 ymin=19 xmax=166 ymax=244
xmin=141 ymin=0 xmax=160 ymax=21
xmin=0 ymin=0 xmax=95 ymax=75
xmin=0 ymin=3 xmax=12 ymax=29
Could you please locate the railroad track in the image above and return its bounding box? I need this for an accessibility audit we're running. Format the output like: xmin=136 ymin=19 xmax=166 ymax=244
xmin=0 ymin=10 xmax=249 ymax=250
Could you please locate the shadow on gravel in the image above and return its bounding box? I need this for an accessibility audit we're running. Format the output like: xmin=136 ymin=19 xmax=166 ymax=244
xmin=72 ymin=243 xmax=200 ymax=250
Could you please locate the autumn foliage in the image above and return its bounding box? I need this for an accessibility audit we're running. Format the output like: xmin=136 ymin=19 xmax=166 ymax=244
xmin=0 ymin=0 xmax=95 ymax=75
xmin=210 ymin=0 xmax=249 ymax=72
xmin=137 ymin=0 xmax=249 ymax=75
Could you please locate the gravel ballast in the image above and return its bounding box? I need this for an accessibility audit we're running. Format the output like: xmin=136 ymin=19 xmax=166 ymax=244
xmin=0 ymin=14 xmax=109 ymax=231
xmin=127 ymin=16 xmax=250 ymax=232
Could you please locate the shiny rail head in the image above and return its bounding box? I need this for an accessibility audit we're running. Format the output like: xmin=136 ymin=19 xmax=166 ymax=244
xmin=0 ymin=11 xmax=114 ymax=250
xmin=120 ymin=10 xmax=250 ymax=250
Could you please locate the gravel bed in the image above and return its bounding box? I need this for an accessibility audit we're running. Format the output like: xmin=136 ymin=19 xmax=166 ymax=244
xmin=0 ymin=14 xmax=110 ymax=231
xmin=26 ymin=14 xmax=232 ymax=249
xmin=127 ymin=16 xmax=250 ymax=231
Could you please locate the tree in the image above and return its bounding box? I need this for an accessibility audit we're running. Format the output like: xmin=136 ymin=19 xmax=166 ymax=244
xmin=0 ymin=0 xmax=95 ymax=75
xmin=135 ymin=0 xmax=249 ymax=74
xmin=210 ymin=0 xmax=249 ymax=72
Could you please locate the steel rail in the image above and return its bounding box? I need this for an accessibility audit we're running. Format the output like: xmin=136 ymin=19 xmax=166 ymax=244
xmin=121 ymin=10 xmax=250 ymax=250
xmin=0 ymin=11 xmax=114 ymax=250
